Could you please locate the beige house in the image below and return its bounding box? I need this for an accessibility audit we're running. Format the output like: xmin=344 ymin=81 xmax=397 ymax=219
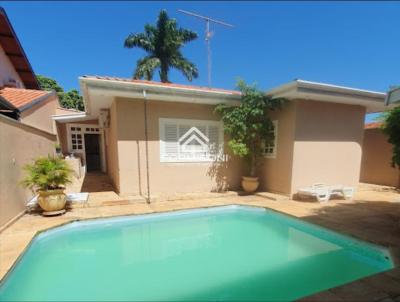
xmin=360 ymin=122 xmax=399 ymax=187
xmin=53 ymin=76 xmax=388 ymax=198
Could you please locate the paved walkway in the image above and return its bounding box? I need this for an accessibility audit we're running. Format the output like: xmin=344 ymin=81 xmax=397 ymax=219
xmin=1 ymin=187 xmax=400 ymax=301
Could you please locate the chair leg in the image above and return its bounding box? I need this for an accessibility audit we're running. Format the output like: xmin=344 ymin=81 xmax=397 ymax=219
xmin=317 ymin=192 xmax=330 ymax=202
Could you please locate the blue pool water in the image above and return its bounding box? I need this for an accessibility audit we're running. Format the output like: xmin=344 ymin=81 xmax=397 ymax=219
xmin=0 ymin=205 xmax=393 ymax=301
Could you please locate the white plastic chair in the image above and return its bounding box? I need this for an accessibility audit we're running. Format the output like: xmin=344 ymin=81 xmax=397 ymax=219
xmin=298 ymin=183 xmax=355 ymax=202
xmin=298 ymin=183 xmax=331 ymax=202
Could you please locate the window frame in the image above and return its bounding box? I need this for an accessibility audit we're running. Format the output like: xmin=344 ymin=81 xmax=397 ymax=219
xmin=66 ymin=123 xmax=100 ymax=154
xmin=263 ymin=120 xmax=278 ymax=159
xmin=159 ymin=117 xmax=224 ymax=163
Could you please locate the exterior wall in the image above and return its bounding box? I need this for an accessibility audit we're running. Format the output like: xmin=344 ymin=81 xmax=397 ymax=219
xmin=56 ymin=122 xmax=68 ymax=154
xmin=56 ymin=119 xmax=99 ymax=155
xmin=259 ymin=101 xmax=297 ymax=195
xmin=0 ymin=45 xmax=23 ymax=88
xmin=105 ymin=101 xmax=120 ymax=191
xmin=360 ymin=128 xmax=398 ymax=187
xmin=56 ymin=119 xmax=100 ymax=169
xmin=0 ymin=114 xmax=56 ymax=227
xmin=20 ymin=94 xmax=58 ymax=133
xmin=113 ymin=98 xmax=244 ymax=195
xmin=290 ymin=100 xmax=366 ymax=195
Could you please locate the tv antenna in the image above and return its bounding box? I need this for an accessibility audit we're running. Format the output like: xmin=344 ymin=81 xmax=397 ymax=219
xmin=178 ymin=9 xmax=234 ymax=87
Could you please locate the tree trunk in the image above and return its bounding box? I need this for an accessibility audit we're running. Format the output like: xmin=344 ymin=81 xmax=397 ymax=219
xmin=249 ymin=149 xmax=256 ymax=177
xmin=160 ymin=62 xmax=169 ymax=83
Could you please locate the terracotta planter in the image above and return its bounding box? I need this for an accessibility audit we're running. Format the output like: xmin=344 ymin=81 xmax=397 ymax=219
xmin=37 ymin=189 xmax=67 ymax=216
xmin=241 ymin=176 xmax=259 ymax=193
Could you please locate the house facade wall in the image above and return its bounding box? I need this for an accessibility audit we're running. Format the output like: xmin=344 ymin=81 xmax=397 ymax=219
xmin=56 ymin=122 xmax=68 ymax=154
xmin=360 ymin=128 xmax=398 ymax=187
xmin=112 ymin=98 xmax=244 ymax=196
xmin=290 ymin=100 xmax=366 ymax=195
xmin=0 ymin=45 xmax=23 ymax=88
xmin=0 ymin=114 xmax=56 ymax=227
xmin=56 ymin=119 xmax=100 ymax=168
xmin=20 ymin=94 xmax=58 ymax=133
xmin=259 ymin=101 xmax=297 ymax=195
xmin=105 ymin=100 xmax=120 ymax=191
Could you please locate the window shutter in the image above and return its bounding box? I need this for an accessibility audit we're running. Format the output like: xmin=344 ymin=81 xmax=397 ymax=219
xmin=208 ymin=125 xmax=220 ymax=156
xmin=159 ymin=118 xmax=223 ymax=162
xmin=163 ymin=123 xmax=178 ymax=161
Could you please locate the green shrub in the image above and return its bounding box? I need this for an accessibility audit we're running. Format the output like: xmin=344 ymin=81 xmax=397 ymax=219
xmin=382 ymin=106 xmax=400 ymax=168
xmin=21 ymin=156 xmax=73 ymax=191
xmin=215 ymin=79 xmax=285 ymax=176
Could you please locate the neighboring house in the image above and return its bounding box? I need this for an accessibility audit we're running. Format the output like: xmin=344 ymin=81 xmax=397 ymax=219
xmin=0 ymin=7 xmax=59 ymax=133
xmin=0 ymin=87 xmax=58 ymax=133
xmin=0 ymin=7 xmax=39 ymax=90
xmin=52 ymin=76 xmax=388 ymax=197
xmin=360 ymin=122 xmax=399 ymax=187
xmin=0 ymin=7 xmax=59 ymax=228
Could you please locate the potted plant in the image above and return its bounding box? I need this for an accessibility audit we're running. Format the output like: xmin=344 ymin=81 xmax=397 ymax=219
xmin=21 ymin=155 xmax=73 ymax=216
xmin=215 ymin=79 xmax=285 ymax=193
xmin=55 ymin=143 xmax=62 ymax=155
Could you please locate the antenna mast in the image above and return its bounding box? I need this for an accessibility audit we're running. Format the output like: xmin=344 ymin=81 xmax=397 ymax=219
xmin=178 ymin=9 xmax=234 ymax=87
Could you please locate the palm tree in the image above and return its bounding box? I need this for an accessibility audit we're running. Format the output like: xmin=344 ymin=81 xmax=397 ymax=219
xmin=124 ymin=10 xmax=199 ymax=83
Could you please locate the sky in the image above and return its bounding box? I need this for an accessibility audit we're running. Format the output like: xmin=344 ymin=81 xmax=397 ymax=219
xmin=2 ymin=1 xmax=399 ymax=122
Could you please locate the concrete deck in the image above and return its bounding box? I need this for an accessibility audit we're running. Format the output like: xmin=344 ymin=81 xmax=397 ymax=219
xmin=1 ymin=185 xmax=400 ymax=301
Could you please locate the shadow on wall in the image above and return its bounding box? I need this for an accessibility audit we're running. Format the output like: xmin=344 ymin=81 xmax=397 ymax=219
xmin=207 ymin=153 xmax=245 ymax=192
xmin=207 ymin=159 xmax=230 ymax=192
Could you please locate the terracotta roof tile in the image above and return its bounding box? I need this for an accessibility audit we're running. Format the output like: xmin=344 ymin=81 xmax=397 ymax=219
xmin=365 ymin=122 xmax=383 ymax=129
xmin=83 ymin=75 xmax=241 ymax=95
xmin=0 ymin=87 xmax=52 ymax=110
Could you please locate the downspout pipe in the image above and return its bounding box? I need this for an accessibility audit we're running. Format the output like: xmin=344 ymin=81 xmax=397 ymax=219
xmin=143 ymin=89 xmax=151 ymax=204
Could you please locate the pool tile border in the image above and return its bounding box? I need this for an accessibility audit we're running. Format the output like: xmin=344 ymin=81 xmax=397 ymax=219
xmin=1 ymin=196 xmax=400 ymax=301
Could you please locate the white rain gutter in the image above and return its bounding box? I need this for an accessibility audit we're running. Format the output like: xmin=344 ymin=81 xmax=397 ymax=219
xmin=266 ymin=79 xmax=387 ymax=113
xmin=51 ymin=113 xmax=93 ymax=123
xmin=79 ymin=77 xmax=241 ymax=106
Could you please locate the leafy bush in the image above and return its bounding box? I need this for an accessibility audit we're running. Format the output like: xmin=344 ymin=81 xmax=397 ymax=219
xmin=21 ymin=156 xmax=73 ymax=191
xmin=382 ymin=106 xmax=400 ymax=168
xmin=215 ymin=79 xmax=285 ymax=176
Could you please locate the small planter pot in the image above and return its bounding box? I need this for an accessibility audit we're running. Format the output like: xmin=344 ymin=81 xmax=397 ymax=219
xmin=241 ymin=176 xmax=259 ymax=193
xmin=37 ymin=189 xmax=67 ymax=216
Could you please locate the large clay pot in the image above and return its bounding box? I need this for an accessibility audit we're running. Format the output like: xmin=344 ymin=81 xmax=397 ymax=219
xmin=37 ymin=189 xmax=67 ymax=216
xmin=241 ymin=176 xmax=259 ymax=193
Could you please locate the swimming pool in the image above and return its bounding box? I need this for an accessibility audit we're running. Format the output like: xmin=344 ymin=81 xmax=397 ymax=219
xmin=0 ymin=205 xmax=393 ymax=301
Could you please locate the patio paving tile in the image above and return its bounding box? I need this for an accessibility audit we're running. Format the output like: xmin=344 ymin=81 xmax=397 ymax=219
xmin=1 ymin=185 xmax=400 ymax=301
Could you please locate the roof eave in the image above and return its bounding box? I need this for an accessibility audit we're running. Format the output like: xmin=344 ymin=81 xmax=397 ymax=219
xmin=51 ymin=112 xmax=93 ymax=123
xmin=79 ymin=77 xmax=241 ymax=100
xmin=18 ymin=91 xmax=55 ymax=112
xmin=0 ymin=7 xmax=40 ymax=90
xmin=79 ymin=77 xmax=241 ymax=116
xmin=267 ymin=80 xmax=387 ymax=113
xmin=0 ymin=94 xmax=17 ymax=111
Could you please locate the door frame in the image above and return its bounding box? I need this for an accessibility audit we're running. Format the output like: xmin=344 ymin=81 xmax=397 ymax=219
xmin=84 ymin=133 xmax=102 ymax=172
xmin=66 ymin=123 xmax=107 ymax=173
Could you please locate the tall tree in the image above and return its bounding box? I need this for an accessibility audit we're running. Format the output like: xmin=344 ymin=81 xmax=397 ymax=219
xmin=36 ymin=75 xmax=84 ymax=111
xmin=124 ymin=10 xmax=199 ymax=82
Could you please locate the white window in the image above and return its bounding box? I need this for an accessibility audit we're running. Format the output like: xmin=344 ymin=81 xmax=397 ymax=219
xmin=159 ymin=118 xmax=223 ymax=162
xmin=67 ymin=124 xmax=100 ymax=153
xmin=69 ymin=126 xmax=84 ymax=151
xmin=263 ymin=120 xmax=278 ymax=159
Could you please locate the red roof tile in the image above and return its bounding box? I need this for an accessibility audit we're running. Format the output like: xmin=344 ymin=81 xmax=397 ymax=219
xmin=83 ymin=75 xmax=241 ymax=95
xmin=365 ymin=122 xmax=383 ymax=129
xmin=0 ymin=87 xmax=52 ymax=109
